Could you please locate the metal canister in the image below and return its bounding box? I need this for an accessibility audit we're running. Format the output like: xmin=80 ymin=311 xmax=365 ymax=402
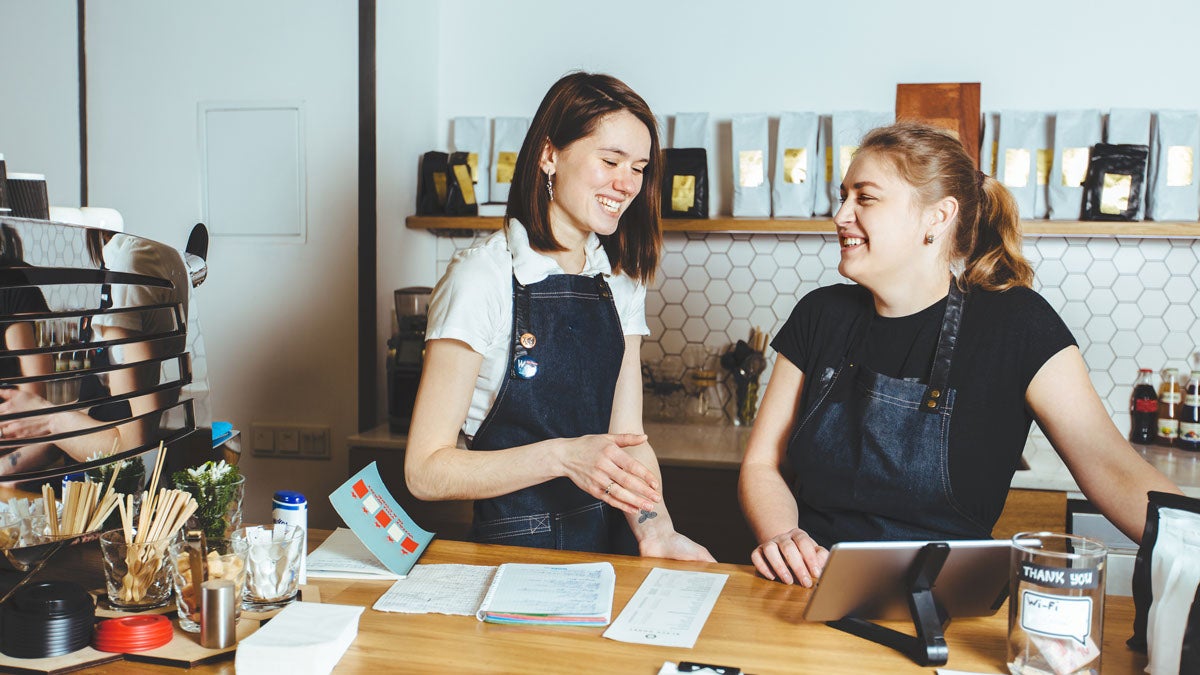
xmin=271 ymin=491 xmax=308 ymax=583
xmin=200 ymin=579 xmax=236 ymax=649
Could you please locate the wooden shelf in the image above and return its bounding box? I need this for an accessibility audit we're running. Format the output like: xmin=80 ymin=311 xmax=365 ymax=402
xmin=406 ymin=215 xmax=1200 ymax=238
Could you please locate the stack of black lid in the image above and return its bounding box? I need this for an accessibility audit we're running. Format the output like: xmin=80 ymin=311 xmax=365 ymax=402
xmin=1 ymin=581 xmax=95 ymax=658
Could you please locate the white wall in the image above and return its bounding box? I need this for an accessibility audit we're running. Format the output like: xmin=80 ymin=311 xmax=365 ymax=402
xmin=0 ymin=0 xmax=81 ymax=206
xmin=426 ymin=0 xmax=1199 ymax=217
xmin=84 ymin=1 xmax=359 ymax=528
xmin=376 ymin=1 xmax=441 ymax=419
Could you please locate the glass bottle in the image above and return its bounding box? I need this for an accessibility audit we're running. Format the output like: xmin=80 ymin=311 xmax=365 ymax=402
xmin=1157 ymin=367 xmax=1182 ymax=446
xmin=1180 ymin=359 xmax=1200 ymax=452
xmin=1129 ymin=368 xmax=1158 ymax=444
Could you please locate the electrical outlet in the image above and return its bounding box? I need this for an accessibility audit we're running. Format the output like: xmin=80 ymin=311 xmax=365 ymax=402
xmin=276 ymin=428 xmax=299 ymax=454
xmin=299 ymin=426 xmax=331 ymax=459
xmin=251 ymin=423 xmax=331 ymax=460
xmin=251 ymin=424 xmax=276 ymax=456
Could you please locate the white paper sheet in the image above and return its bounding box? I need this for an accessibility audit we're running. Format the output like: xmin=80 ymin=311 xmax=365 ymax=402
xmin=372 ymin=564 xmax=497 ymax=615
xmin=307 ymin=527 xmax=399 ymax=580
xmin=603 ymin=568 xmax=728 ymax=648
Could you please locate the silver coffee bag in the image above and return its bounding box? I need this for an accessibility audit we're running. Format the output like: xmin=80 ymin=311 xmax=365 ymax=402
xmin=1105 ymin=109 xmax=1152 ymax=220
xmin=732 ymin=114 xmax=771 ymax=217
xmin=996 ymin=111 xmax=1041 ymax=219
xmin=1048 ymin=109 xmax=1102 ymax=220
xmin=490 ymin=117 xmax=530 ymax=205
xmin=814 ymin=115 xmax=833 ymax=216
xmin=772 ymin=112 xmax=819 ymax=217
xmin=453 ymin=116 xmax=489 ymax=205
xmin=1146 ymin=110 xmax=1200 ymax=221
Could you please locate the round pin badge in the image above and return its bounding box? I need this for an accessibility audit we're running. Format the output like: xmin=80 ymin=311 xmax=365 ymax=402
xmin=519 ymin=332 xmax=537 ymax=349
xmin=514 ymin=355 xmax=539 ymax=379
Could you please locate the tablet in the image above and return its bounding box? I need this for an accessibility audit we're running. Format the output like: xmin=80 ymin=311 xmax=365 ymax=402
xmin=802 ymin=539 xmax=1012 ymax=622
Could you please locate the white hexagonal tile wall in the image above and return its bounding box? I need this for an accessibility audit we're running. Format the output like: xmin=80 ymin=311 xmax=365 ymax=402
xmin=682 ymin=265 xmax=710 ymax=291
xmin=682 ymin=244 xmax=710 ymax=266
xmin=1085 ymin=237 xmax=1119 ymax=260
xmin=727 ymin=240 xmax=755 ymax=267
xmin=1085 ymin=260 xmax=1119 ymax=288
xmin=772 ymin=243 xmax=801 ymax=269
xmin=683 ymin=317 xmax=709 ymax=343
xmin=1111 ymin=276 xmax=1142 ymax=303
xmin=1037 ymin=259 xmax=1068 ymax=287
xmin=1061 ymin=245 xmax=1093 ymax=274
xmin=661 ymin=305 xmax=686 ymax=330
xmin=1140 ymin=261 xmax=1171 ymax=289
xmin=728 ymin=268 xmax=755 ymax=293
xmin=1138 ymin=289 xmax=1170 ymax=318
xmin=704 ymin=305 xmax=732 ymax=332
xmin=728 ymin=293 xmax=753 ymax=319
xmin=1112 ymin=247 xmax=1144 ymax=275
xmin=631 ymin=234 xmax=1199 ymax=422
xmin=705 ymin=279 xmax=733 ymax=306
xmin=704 ymin=255 xmax=733 ymax=280
xmin=1084 ymin=288 xmax=1117 ymax=317
xmin=683 ymin=291 xmax=709 ymax=318
xmin=1163 ymin=332 xmax=1195 ymax=362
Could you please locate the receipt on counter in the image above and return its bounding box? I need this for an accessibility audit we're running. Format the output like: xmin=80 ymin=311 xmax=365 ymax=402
xmin=603 ymin=567 xmax=727 ymax=649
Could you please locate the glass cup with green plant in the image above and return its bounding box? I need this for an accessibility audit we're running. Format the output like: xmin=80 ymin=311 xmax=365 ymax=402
xmin=171 ymin=461 xmax=245 ymax=540
xmin=85 ymin=453 xmax=146 ymax=530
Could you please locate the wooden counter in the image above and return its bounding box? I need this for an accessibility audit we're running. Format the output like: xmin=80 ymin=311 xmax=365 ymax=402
xmin=77 ymin=536 xmax=1147 ymax=674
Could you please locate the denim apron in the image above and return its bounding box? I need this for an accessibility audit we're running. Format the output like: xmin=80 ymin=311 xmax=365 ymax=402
xmin=787 ymin=282 xmax=991 ymax=547
xmin=468 ymin=273 xmax=638 ymax=554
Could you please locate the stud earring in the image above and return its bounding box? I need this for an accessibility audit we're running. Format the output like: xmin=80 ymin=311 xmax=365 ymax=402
xmin=546 ymin=175 xmax=554 ymax=202
xmin=925 ymin=233 xmax=936 ymax=245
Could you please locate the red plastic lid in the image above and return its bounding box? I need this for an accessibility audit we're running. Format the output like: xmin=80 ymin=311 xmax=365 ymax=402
xmin=92 ymin=615 xmax=174 ymax=653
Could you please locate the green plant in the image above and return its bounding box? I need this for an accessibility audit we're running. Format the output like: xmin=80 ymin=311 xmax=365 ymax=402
xmin=85 ymin=455 xmax=146 ymax=495
xmin=171 ymin=460 xmax=243 ymax=539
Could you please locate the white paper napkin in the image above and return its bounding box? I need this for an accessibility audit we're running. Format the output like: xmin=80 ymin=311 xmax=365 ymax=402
xmin=234 ymin=601 xmax=363 ymax=675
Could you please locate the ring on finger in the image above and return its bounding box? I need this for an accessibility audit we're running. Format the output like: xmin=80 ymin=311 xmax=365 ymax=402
xmin=603 ymin=481 xmax=615 ymax=495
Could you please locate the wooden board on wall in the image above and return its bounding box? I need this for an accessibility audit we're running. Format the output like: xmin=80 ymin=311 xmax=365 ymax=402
xmin=895 ymin=82 xmax=981 ymax=168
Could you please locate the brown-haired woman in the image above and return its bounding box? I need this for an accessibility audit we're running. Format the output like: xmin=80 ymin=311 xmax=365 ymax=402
xmin=406 ymin=72 xmax=712 ymax=560
xmin=739 ymin=122 xmax=1180 ymax=585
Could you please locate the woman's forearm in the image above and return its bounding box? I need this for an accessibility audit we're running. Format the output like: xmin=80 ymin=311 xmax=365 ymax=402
xmin=740 ymin=462 xmax=801 ymax=543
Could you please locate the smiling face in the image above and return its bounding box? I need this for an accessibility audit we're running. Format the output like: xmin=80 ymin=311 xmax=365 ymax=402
xmin=539 ymin=110 xmax=650 ymax=242
xmin=833 ymin=151 xmax=936 ymax=289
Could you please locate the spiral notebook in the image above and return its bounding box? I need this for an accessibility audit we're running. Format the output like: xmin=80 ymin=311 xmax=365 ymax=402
xmin=474 ymin=562 xmax=616 ymax=626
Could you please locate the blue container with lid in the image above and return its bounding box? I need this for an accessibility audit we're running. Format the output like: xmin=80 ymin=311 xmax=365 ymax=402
xmin=272 ymin=491 xmax=307 ymax=582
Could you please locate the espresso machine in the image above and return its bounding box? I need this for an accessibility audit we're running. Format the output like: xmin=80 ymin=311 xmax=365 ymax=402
xmin=387 ymin=287 xmax=431 ymax=432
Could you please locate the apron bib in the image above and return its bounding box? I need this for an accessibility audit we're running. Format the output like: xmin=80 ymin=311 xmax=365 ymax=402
xmin=468 ymin=273 xmax=637 ymax=554
xmin=787 ymin=282 xmax=991 ymax=547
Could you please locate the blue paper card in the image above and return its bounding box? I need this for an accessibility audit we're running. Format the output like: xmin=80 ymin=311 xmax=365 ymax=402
xmin=329 ymin=461 xmax=435 ymax=577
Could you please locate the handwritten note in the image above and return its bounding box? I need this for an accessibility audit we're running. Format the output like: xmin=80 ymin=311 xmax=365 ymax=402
xmin=373 ymin=564 xmax=497 ymax=615
xmin=1019 ymin=590 xmax=1093 ymax=645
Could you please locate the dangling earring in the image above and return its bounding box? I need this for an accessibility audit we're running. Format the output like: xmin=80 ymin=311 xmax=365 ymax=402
xmin=546 ymin=175 xmax=554 ymax=202
xmin=925 ymin=233 xmax=936 ymax=245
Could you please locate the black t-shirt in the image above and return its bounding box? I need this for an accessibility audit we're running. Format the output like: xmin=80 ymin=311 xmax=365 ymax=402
xmin=772 ymin=283 xmax=1078 ymax=529
xmin=0 ymin=285 xmax=50 ymax=379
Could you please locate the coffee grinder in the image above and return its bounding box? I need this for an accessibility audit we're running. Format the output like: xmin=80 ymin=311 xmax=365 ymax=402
xmin=387 ymin=287 xmax=431 ymax=432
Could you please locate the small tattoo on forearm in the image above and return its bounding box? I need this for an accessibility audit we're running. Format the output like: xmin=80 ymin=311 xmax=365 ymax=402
xmin=638 ymin=510 xmax=658 ymax=523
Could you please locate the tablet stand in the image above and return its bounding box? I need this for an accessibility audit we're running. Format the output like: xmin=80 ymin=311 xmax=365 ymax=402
xmin=826 ymin=542 xmax=952 ymax=667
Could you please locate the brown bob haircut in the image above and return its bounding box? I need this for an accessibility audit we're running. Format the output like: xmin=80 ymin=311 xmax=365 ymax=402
xmin=505 ymin=72 xmax=662 ymax=284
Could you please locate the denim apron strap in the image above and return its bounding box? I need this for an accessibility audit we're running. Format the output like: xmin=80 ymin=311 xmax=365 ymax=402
xmin=468 ymin=273 xmax=635 ymax=554
xmin=787 ymin=280 xmax=989 ymax=547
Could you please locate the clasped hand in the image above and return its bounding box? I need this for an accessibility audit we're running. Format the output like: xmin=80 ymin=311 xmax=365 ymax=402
xmin=751 ymin=527 xmax=828 ymax=587
xmin=0 ymin=388 xmax=53 ymax=440
xmin=560 ymin=433 xmax=660 ymax=515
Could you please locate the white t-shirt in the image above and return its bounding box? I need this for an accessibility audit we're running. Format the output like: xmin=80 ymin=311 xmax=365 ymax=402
xmin=426 ymin=220 xmax=649 ymax=437
xmin=91 ymin=233 xmax=190 ymax=335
